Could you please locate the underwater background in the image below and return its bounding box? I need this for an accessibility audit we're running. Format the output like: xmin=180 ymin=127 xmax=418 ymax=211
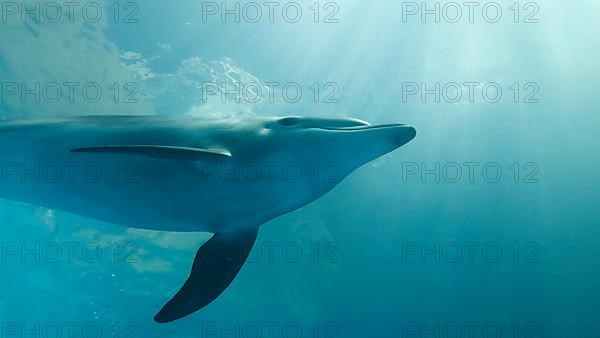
xmin=1 ymin=0 xmax=599 ymax=337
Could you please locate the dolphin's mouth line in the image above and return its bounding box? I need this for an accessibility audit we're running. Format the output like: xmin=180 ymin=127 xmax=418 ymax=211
xmin=314 ymin=123 xmax=409 ymax=131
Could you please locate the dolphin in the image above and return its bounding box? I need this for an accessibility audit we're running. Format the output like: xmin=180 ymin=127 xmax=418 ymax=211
xmin=0 ymin=115 xmax=416 ymax=323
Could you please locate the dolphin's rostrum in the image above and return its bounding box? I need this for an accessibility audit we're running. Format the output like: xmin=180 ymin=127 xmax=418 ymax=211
xmin=0 ymin=115 xmax=416 ymax=323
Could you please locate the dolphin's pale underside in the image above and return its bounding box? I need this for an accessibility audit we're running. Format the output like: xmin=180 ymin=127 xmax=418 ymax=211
xmin=0 ymin=115 xmax=416 ymax=323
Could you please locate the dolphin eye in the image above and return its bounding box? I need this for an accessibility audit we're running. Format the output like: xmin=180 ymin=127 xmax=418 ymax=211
xmin=278 ymin=117 xmax=300 ymax=126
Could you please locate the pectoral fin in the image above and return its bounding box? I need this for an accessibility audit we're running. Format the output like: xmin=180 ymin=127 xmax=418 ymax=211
xmin=71 ymin=145 xmax=231 ymax=161
xmin=154 ymin=228 xmax=258 ymax=323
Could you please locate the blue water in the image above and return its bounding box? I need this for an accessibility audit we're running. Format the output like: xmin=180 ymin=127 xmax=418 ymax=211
xmin=1 ymin=0 xmax=599 ymax=337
